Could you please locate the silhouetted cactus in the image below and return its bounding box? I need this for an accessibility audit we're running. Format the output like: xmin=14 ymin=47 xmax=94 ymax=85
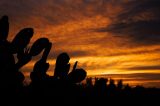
xmin=54 ymin=53 xmax=87 ymax=84
xmin=0 ymin=15 xmax=9 ymax=42
xmin=11 ymin=28 xmax=33 ymax=53
xmin=30 ymin=38 xmax=52 ymax=83
xmin=68 ymin=68 xmax=87 ymax=83
xmin=0 ymin=16 xmax=34 ymax=89
xmin=30 ymin=59 xmax=50 ymax=82
xmin=29 ymin=38 xmax=49 ymax=56
xmin=54 ymin=52 xmax=70 ymax=79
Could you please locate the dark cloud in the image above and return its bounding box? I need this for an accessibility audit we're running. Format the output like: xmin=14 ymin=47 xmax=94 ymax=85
xmin=95 ymin=0 xmax=160 ymax=46
xmin=96 ymin=73 xmax=160 ymax=81
xmin=0 ymin=0 xmax=113 ymax=25
xmin=126 ymin=65 xmax=160 ymax=71
xmin=117 ymin=0 xmax=160 ymax=21
xmin=68 ymin=50 xmax=89 ymax=57
xmin=105 ymin=47 xmax=160 ymax=57
xmin=98 ymin=20 xmax=160 ymax=45
xmin=54 ymin=50 xmax=89 ymax=58
xmin=0 ymin=0 xmax=45 ymax=21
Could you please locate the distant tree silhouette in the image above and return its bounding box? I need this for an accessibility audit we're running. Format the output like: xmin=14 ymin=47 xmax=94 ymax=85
xmin=108 ymin=79 xmax=116 ymax=89
xmin=117 ymin=79 xmax=123 ymax=90
xmin=86 ymin=77 xmax=93 ymax=87
xmin=94 ymin=77 xmax=108 ymax=96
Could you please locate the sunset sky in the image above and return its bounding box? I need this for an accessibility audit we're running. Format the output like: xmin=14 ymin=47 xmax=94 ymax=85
xmin=0 ymin=0 xmax=160 ymax=87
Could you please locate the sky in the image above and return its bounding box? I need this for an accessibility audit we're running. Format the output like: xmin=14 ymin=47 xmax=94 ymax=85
xmin=0 ymin=0 xmax=160 ymax=87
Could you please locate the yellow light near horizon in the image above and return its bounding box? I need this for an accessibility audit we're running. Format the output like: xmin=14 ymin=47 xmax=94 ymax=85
xmin=23 ymin=53 xmax=160 ymax=77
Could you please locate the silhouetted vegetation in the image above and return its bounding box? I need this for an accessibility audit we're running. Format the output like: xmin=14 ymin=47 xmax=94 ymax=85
xmin=0 ymin=16 xmax=160 ymax=105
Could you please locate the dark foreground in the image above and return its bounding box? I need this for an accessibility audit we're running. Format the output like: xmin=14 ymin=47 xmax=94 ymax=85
xmin=0 ymin=79 xmax=160 ymax=106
